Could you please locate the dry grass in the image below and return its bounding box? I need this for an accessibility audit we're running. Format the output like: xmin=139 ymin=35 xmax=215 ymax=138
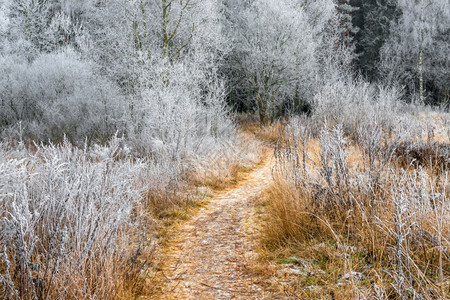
xmin=237 ymin=113 xmax=288 ymax=144
xmin=0 ymin=139 xmax=157 ymax=300
xmin=417 ymin=111 xmax=450 ymax=144
xmin=187 ymin=132 xmax=264 ymax=190
xmin=261 ymin=123 xmax=449 ymax=299
xmin=144 ymin=131 xmax=264 ymax=215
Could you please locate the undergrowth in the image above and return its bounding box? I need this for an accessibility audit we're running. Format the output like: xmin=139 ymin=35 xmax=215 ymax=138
xmin=262 ymin=93 xmax=449 ymax=299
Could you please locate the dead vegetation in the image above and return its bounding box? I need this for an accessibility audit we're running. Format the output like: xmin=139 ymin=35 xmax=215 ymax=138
xmin=237 ymin=113 xmax=288 ymax=145
xmin=0 ymin=131 xmax=263 ymax=299
xmin=261 ymin=115 xmax=449 ymax=299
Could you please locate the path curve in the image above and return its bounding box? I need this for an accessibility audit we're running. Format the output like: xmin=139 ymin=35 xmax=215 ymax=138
xmin=150 ymin=155 xmax=274 ymax=299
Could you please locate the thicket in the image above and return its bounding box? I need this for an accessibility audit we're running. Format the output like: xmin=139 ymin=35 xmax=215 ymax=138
xmin=223 ymin=0 xmax=449 ymax=115
xmin=0 ymin=138 xmax=149 ymax=298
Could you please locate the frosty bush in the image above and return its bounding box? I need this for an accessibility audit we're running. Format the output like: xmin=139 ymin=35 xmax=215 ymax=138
xmin=312 ymin=79 xmax=403 ymax=137
xmin=125 ymin=55 xmax=239 ymax=212
xmin=0 ymin=49 xmax=123 ymax=143
xmin=131 ymin=57 xmax=234 ymax=159
xmin=0 ymin=138 xmax=149 ymax=299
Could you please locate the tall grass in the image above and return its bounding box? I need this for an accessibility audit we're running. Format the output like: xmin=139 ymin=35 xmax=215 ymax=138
xmin=264 ymin=81 xmax=449 ymax=298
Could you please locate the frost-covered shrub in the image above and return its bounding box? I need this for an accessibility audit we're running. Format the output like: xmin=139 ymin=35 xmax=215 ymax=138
xmin=0 ymin=49 xmax=123 ymax=143
xmin=130 ymin=56 xmax=234 ymax=160
xmin=119 ymin=56 xmax=237 ymax=209
xmin=312 ymin=79 xmax=403 ymax=137
xmin=0 ymin=138 xmax=148 ymax=299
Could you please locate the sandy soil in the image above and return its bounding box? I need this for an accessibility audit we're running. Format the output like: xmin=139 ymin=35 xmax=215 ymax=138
xmin=148 ymin=156 xmax=275 ymax=299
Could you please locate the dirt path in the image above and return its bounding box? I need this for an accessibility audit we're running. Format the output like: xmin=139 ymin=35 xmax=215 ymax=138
xmin=149 ymin=155 xmax=274 ymax=299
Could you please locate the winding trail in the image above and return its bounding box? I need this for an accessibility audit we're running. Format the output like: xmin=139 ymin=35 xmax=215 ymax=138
xmin=150 ymin=155 xmax=274 ymax=299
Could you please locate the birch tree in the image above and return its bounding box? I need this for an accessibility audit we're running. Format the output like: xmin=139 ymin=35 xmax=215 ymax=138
xmin=380 ymin=0 xmax=450 ymax=105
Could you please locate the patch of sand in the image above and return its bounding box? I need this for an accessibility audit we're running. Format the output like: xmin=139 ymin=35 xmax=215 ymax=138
xmin=148 ymin=156 xmax=275 ymax=299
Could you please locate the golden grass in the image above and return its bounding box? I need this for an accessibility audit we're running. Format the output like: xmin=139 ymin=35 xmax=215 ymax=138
xmin=261 ymin=133 xmax=449 ymax=298
xmin=237 ymin=113 xmax=288 ymax=144
xmin=417 ymin=111 xmax=450 ymax=144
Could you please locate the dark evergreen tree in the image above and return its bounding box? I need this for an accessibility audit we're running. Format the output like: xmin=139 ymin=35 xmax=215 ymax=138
xmin=354 ymin=0 xmax=400 ymax=80
xmin=336 ymin=0 xmax=360 ymax=50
